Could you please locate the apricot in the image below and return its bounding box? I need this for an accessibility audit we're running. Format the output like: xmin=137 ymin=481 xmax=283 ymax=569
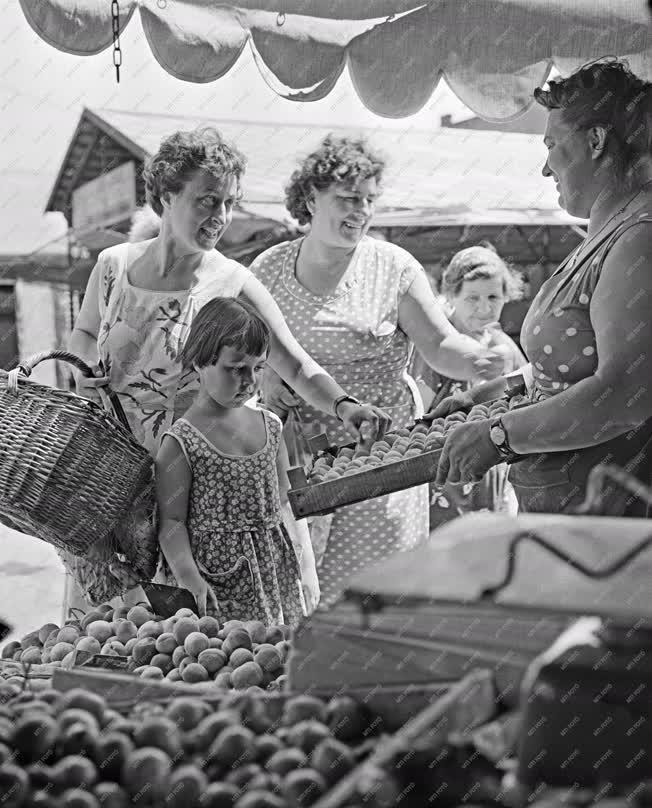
xmin=85 ymin=621 xmax=112 ymax=644
xmin=137 ymin=620 xmax=163 ymax=640
xmin=165 ymin=697 xmax=211 ymax=731
xmin=50 ymin=642 xmax=74 ymax=662
xmin=184 ymin=631 xmax=210 ymax=657
xmin=282 ymin=768 xmax=328 ymax=806
xmin=131 ymin=638 xmax=157 ymax=666
xmin=197 ymin=648 xmax=227 ymax=674
xmin=207 ymin=725 xmax=255 ymax=769
xmin=197 ymin=616 xmax=220 ymax=638
xmin=229 ymin=647 xmax=254 ymax=668
xmin=121 ymin=747 xmax=171 ymax=802
xmin=221 ymin=628 xmax=253 ymax=657
xmin=173 ymin=617 xmax=200 ymax=645
xmin=231 ymin=661 xmax=264 ymax=689
xmin=125 ymin=606 xmax=152 ymax=628
xmin=181 ymin=663 xmax=209 ymax=684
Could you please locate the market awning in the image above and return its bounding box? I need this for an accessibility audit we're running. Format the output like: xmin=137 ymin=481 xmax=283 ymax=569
xmin=18 ymin=0 xmax=652 ymax=120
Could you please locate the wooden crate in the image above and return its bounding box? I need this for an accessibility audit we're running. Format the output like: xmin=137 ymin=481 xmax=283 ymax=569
xmin=287 ymin=438 xmax=442 ymax=519
xmin=288 ymin=601 xmax=569 ymax=708
xmin=50 ymin=666 xmax=496 ymax=733
xmin=1 ymin=659 xmax=59 ymax=682
xmin=311 ymin=670 xmax=499 ymax=808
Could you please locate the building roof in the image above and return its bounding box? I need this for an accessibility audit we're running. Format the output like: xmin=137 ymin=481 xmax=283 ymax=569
xmin=47 ymin=108 xmax=584 ymax=229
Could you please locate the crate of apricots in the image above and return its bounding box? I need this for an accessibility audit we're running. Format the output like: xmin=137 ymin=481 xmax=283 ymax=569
xmin=287 ymin=396 xmax=518 ymax=519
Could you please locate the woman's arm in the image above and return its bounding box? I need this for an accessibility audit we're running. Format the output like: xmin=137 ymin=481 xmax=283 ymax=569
xmin=274 ymin=428 xmax=320 ymax=613
xmin=68 ymin=256 xmax=104 ymax=365
xmin=398 ymin=271 xmax=506 ymax=381
xmin=502 ymin=224 xmax=652 ymax=454
xmin=241 ymin=276 xmax=346 ymax=413
xmin=241 ymin=276 xmax=389 ymax=441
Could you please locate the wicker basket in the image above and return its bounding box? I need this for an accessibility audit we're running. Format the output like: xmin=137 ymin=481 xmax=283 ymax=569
xmin=0 ymin=350 xmax=154 ymax=563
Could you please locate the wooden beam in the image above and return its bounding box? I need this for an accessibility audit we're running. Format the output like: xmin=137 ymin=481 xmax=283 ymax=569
xmin=66 ymin=129 xmax=101 ymax=198
xmin=0 ymin=259 xmax=94 ymax=290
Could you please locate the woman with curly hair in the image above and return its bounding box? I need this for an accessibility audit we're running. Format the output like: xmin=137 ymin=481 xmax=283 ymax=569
xmin=251 ymin=134 xmax=508 ymax=607
xmin=63 ymin=127 xmax=391 ymax=612
xmin=411 ymin=243 xmax=526 ymax=525
xmin=434 ymin=59 xmax=652 ymax=516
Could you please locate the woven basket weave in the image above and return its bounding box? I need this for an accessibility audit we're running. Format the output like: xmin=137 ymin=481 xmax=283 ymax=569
xmin=0 ymin=351 xmax=154 ymax=569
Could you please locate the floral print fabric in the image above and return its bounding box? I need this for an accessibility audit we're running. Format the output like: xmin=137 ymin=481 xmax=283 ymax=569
xmin=95 ymin=242 xmax=252 ymax=456
xmin=161 ymin=412 xmax=304 ymax=627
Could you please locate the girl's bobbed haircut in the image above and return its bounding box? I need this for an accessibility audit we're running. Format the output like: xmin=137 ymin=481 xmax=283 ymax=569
xmin=143 ymin=127 xmax=247 ymax=217
xmin=180 ymin=297 xmax=270 ymax=371
xmin=534 ymin=58 xmax=652 ymax=185
xmin=285 ymin=134 xmax=386 ymax=226
xmin=441 ymin=241 xmax=524 ymax=301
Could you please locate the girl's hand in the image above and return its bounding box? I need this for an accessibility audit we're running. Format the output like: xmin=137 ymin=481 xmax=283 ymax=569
xmin=338 ymin=401 xmax=391 ymax=444
xmin=191 ymin=578 xmax=220 ymax=618
xmin=74 ymin=363 xmax=110 ymax=405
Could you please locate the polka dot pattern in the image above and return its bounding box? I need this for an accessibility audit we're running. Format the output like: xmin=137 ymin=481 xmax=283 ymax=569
xmin=251 ymin=236 xmax=429 ymax=607
xmin=518 ymin=220 xmax=624 ymax=400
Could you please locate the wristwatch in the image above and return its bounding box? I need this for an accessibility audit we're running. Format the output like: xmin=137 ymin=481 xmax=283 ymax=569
xmin=333 ymin=394 xmax=362 ymax=420
xmin=489 ymin=415 xmax=517 ymax=460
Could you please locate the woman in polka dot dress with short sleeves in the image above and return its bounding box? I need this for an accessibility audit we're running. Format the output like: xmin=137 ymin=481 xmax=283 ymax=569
xmin=252 ymin=135 xmax=507 ymax=607
xmin=433 ymin=60 xmax=652 ymax=516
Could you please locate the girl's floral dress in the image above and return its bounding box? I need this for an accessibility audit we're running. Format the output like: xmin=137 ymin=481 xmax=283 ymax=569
xmin=161 ymin=411 xmax=305 ymax=627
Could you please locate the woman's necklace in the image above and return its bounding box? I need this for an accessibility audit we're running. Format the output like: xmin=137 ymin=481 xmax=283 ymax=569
xmin=568 ymin=180 xmax=652 ymax=269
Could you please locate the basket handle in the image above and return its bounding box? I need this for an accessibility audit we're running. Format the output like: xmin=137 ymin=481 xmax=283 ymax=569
xmin=7 ymin=349 xmax=133 ymax=434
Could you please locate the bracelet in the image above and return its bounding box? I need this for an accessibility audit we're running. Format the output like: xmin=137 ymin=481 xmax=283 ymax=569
xmin=333 ymin=394 xmax=362 ymax=420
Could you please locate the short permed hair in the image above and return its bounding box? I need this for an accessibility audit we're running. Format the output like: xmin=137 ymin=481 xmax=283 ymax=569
xmin=285 ymin=134 xmax=386 ymax=225
xmin=534 ymin=58 xmax=652 ymax=184
xmin=180 ymin=297 xmax=270 ymax=371
xmin=441 ymin=242 xmax=524 ymax=301
xmin=143 ymin=127 xmax=247 ymax=217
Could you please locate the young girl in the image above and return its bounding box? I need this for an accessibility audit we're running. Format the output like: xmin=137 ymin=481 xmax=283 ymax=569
xmin=411 ymin=243 xmax=527 ymax=525
xmin=155 ymin=297 xmax=319 ymax=626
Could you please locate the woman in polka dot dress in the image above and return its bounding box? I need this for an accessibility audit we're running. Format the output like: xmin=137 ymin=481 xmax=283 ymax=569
xmin=251 ymin=135 xmax=507 ymax=607
xmin=433 ymin=60 xmax=652 ymax=516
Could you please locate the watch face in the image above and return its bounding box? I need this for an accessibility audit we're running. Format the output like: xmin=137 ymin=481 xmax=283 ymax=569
xmin=490 ymin=425 xmax=506 ymax=446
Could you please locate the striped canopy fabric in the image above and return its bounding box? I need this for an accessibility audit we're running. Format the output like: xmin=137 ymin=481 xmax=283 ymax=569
xmin=18 ymin=0 xmax=652 ymax=119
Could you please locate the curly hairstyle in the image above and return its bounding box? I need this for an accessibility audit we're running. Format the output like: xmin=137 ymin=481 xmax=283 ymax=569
xmin=534 ymin=58 xmax=652 ymax=184
xmin=441 ymin=241 xmax=524 ymax=301
xmin=143 ymin=127 xmax=247 ymax=217
xmin=285 ymin=134 xmax=386 ymax=226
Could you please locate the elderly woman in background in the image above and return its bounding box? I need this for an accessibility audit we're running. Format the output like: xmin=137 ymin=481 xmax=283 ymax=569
xmin=251 ymin=134 xmax=508 ymax=607
xmin=412 ymin=242 xmax=526 ymax=525
xmin=435 ymin=59 xmax=652 ymax=516
xmin=62 ymin=127 xmax=389 ymax=613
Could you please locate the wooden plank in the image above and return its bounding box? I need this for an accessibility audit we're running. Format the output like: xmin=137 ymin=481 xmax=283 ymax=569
xmin=311 ymin=670 xmax=497 ymax=808
xmin=50 ymin=667 xmax=482 ymax=732
xmin=288 ymin=448 xmax=442 ymax=519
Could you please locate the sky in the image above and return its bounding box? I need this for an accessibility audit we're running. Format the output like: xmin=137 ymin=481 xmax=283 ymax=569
xmin=0 ymin=1 xmax=475 ymax=255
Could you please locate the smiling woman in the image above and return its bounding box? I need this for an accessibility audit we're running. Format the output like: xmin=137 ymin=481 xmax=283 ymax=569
xmin=434 ymin=59 xmax=652 ymax=517
xmin=60 ymin=126 xmax=390 ymax=612
xmin=252 ymin=134 xmax=508 ymax=606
